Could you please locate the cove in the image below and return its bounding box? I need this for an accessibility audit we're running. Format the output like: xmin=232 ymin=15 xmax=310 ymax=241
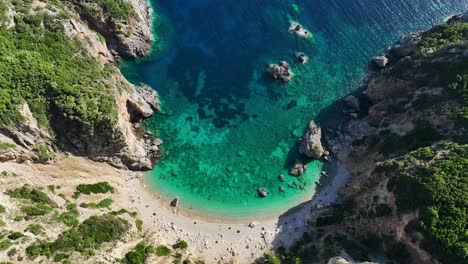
xmin=121 ymin=0 xmax=468 ymax=221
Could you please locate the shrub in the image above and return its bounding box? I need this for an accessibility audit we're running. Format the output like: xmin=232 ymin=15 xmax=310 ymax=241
xmin=76 ymin=182 xmax=114 ymax=195
xmin=8 ymin=185 xmax=55 ymax=205
xmin=122 ymin=242 xmax=154 ymax=264
xmin=0 ymin=240 xmax=11 ymax=251
xmin=21 ymin=204 xmax=53 ymax=217
xmin=50 ymin=214 xmax=128 ymax=253
xmin=174 ymin=240 xmax=188 ymax=250
xmin=0 ymin=204 xmax=5 ymax=213
xmin=7 ymin=232 xmax=24 ymax=240
xmin=26 ymin=224 xmax=43 ymax=235
xmin=155 ymin=245 xmax=171 ymax=257
xmin=135 ymin=219 xmax=143 ymax=232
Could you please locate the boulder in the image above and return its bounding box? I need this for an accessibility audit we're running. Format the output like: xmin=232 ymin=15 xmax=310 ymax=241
xmin=289 ymin=22 xmax=311 ymax=38
xmin=290 ymin=160 xmax=307 ymax=176
xmin=389 ymin=33 xmax=420 ymax=58
xmin=373 ymin=55 xmax=388 ymax=67
xmin=299 ymin=121 xmax=324 ymax=158
xmin=343 ymin=95 xmax=360 ymax=110
xmin=268 ymin=61 xmax=293 ymax=83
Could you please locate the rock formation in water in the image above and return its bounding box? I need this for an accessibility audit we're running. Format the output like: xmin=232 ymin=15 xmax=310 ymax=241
xmin=299 ymin=120 xmax=324 ymax=159
xmin=268 ymin=61 xmax=293 ymax=83
xmin=289 ymin=21 xmax=311 ymax=38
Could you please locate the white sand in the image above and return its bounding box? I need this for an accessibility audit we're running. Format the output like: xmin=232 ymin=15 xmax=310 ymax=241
xmin=0 ymin=156 xmax=351 ymax=263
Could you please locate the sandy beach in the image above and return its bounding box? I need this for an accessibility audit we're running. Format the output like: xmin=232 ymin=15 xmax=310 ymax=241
xmin=0 ymin=156 xmax=350 ymax=263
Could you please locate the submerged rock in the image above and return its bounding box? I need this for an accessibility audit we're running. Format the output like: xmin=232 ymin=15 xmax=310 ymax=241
xmin=297 ymin=53 xmax=308 ymax=64
xmin=268 ymin=61 xmax=293 ymax=83
xmin=299 ymin=121 xmax=324 ymax=159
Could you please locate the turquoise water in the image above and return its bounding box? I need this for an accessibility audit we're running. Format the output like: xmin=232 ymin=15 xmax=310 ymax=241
xmin=121 ymin=0 xmax=468 ymax=220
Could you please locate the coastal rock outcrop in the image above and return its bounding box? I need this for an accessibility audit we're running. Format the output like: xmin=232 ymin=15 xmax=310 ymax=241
xmin=268 ymin=61 xmax=293 ymax=83
xmin=343 ymin=95 xmax=360 ymax=110
xmin=389 ymin=33 xmax=420 ymax=58
xmin=372 ymin=55 xmax=389 ymax=67
xmin=298 ymin=121 xmax=324 ymax=158
xmin=71 ymin=0 xmax=153 ymax=60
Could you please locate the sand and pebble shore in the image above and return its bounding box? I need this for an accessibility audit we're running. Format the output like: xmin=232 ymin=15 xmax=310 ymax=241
xmin=0 ymin=156 xmax=350 ymax=263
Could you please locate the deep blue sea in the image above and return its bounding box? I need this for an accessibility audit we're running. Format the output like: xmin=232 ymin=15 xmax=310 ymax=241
xmin=121 ymin=0 xmax=468 ymax=220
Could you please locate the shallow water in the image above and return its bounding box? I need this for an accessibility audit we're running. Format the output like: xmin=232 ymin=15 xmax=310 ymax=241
xmin=121 ymin=0 xmax=468 ymax=220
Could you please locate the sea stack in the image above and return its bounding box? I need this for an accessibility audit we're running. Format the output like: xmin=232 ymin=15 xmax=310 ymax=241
xmin=299 ymin=120 xmax=324 ymax=159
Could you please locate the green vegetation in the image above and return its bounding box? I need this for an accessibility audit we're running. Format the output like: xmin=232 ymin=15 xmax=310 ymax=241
xmin=56 ymin=203 xmax=79 ymax=227
xmin=0 ymin=239 xmax=11 ymax=251
xmin=0 ymin=1 xmax=122 ymax=154
xmin=76 ymin=182 xmax=114 ymax=195
xmin=0 ymin=204 xmax=5 ymax=213
xmin=0 ymin=142 xmax=15 ymax=150
xmin=121 ymin=242 xmax=155 ymax=264
xmin=80 ymin=198 xmax=113 ymax=209
xmin=261 ymin=252 xmax=281 ymax=264
xmin=173 ymin=240 xmax=188 ymax=250
xmin=37 ymin=145 xmax=55 ymax=161
xmin=21 ymin=204 xmax=53 ymax=217
xmin=420 ymin=22 xmax=468 ymax=50
xmin=7 ymin=231 xmax=24 ymax=240
xmin=155 ymin=245 xmax=171 ymax=257
xmin=383 ymin=143 xmax=467 ymax=263
xmin=7 ymin=185 xmax=54 ymax=205
xmin=26 ymin=224 xmax=43 ymax=235
xmin=68 ymin=0 xmax=136 ymax=20
xmin=26 ymin=214 xmax=128 ymax=258
xmin=135 ymin=219 xmax=143 ymax=232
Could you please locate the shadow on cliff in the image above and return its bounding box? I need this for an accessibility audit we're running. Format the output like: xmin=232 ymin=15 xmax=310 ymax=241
xmin=263 ymin=64 xmax=378 ymax=263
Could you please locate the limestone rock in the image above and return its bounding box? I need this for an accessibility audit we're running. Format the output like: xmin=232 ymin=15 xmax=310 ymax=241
xmin=373 ymin=55 xmax=388 ymax=67
xmin=389 ymin=33 xmax=420 ymax=58
xmin=268 ymin=61 xmax=293 ymax=83
xmin=299 ymin=121 xmax=324 ymax=158
xmin=328 ymin=257 xmax=350 ymax=264
xmin=290 ymin=160 xmax=308 ymax=176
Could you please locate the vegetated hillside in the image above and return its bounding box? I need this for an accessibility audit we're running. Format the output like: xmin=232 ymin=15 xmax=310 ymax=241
xmin=0 ymin=0 xmax=160 ymax=170
xmin=262 ymin=15 xmax=467 ymax=264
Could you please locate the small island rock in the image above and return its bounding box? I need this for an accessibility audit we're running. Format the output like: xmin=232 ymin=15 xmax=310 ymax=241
xmin=268 ymin=61 xmax=293 ymax=83
xmin=299 ymin=121 xmax=324 ymax=159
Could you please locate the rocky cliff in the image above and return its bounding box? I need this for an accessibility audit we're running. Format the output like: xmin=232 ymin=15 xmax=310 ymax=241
xmin=0 ymin=0 xmax=161 ymax=170
xmin=278 ymin=15 xmax=467 ymax=264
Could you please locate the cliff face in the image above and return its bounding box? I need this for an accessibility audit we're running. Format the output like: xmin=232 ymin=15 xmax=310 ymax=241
xmin=67 ymin=0 xmax=153 ymax=60
xmin=0 ymin=0 xmax=161 ymax=170
xmin=283 ymin=16 xmax=467 ymax=264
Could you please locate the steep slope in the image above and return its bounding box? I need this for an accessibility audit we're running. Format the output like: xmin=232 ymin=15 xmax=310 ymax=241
xmin=0 ymin=0 xmax=161 ymax=170
xmin=268 ymin=15 xmax=467 ymax=264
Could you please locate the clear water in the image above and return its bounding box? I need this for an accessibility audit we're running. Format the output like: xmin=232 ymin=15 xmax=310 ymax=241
xmin=121 ymin=0 xmax=468 ymax=221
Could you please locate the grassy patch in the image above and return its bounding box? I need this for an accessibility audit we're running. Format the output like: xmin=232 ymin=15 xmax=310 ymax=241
xmin=155 ymin=245 xmax=171 ymax=257
xmin=76 ymin=182 xmax=114 ymax=195
xmin=121 ymin=242 xmax=154 ymax=264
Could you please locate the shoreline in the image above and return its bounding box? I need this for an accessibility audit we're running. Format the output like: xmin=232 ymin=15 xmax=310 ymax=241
xmin=128 ymin=160 xmax=351 ymax=262
xmin=140 ymin=171 xmax=318 ymax=224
